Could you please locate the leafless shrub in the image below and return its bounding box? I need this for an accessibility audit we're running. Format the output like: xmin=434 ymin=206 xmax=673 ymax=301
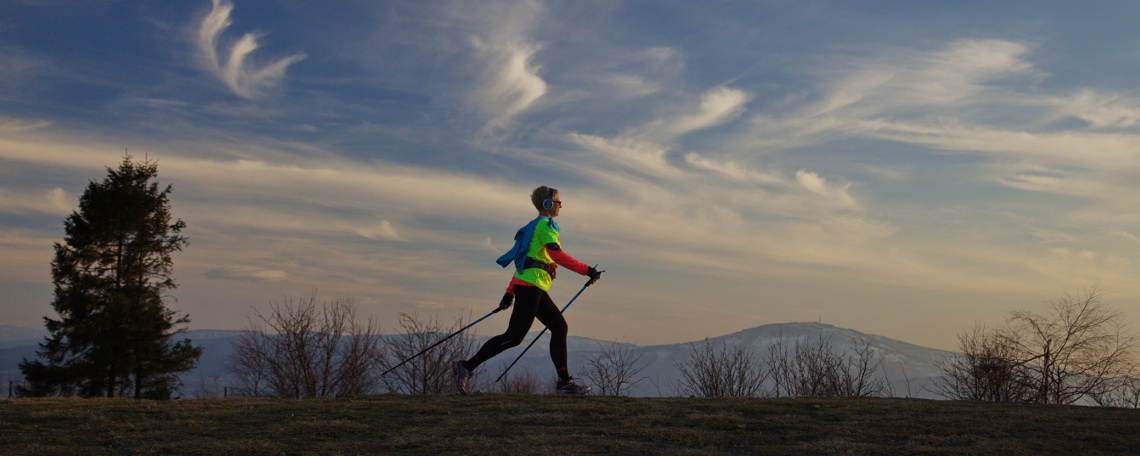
xmin=379 ymin=312 xmax=475 ymax=395
xmin=227 ymin=293 xmax=384 ymax=398
xmin=675 ymin=339 xmax=768 ymax=398
xmin=191 ymin=375 xmax=224 ymax=399
xmin=934 ymin=325 xmax=1033 ymax=402
xmin=766 ymin=334 xmax=890 ymax=398
xmin=1090 ymin=376 xmax=1140 ymax=408
xmin=583 ymin=339 xmax=648 ymax=396
xmin=493 ymin=368 xmax=550 ymax=394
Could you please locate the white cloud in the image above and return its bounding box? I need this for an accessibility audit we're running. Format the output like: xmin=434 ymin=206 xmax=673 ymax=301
xmin=0 ymin=47 xmax=49 ymax=92
xmin=1052 ymin=89 xmax=1140 ymax=129
xmin=803 ymin=39 xmax=1034 ymax=121
xmin=195 ymin=0 xmax=305 ymax=100
xmin=866 ymin=117 xmax=1137 ymax=161
xmin=0 ymin=117 xmax=52 ymax=133
xmin=683 ymin=153 xmax=786 ymax=186
xmin=565 ymin=183 xmax=893 ymax=278
xmin=636 ymin=86 xmax=752 ymax=141
xmin=567 ymin=133 xmax=680 ymax=179
xmin=603 ymin=74 xmax=662 ymax=99
xmin=459 ymin=0 xmax=550 ymax=132
xmin=731 ymin=38 xmax=1140 ymax=215
xmin=470 ymin=37 xmax=548 ymax=132
xmin=1115 ymin=231 xmax=1140 ymax=244
xmin=911 ymin=39 xmax=1033 ymax=104
xmin=645 ymin=47 xmax=684 ymax=73
xmin=563 ymin=86 xmax=753 ymax=182
xmin=795 ymin=170 xmax=858 ymax=209
xmin=668 ymin=87 xmax=752 ymax=136
xmin=353 ymin=220 xmax=404 ymax=241
xmin=0 ymin=187 xmax=71 ymax=215
xmin=205 ymin=265 xmax=288 ymax=282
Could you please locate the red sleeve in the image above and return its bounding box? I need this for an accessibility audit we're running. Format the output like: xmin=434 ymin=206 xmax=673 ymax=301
xmin=546 ymin=245 xmax=589 ymax=276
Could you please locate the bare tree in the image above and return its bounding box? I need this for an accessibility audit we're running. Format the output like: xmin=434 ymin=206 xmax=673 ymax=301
xmin=380 ymin=312 xmax=476 ymax=395
xmin=583 ymin=339 xmax=648 ymax=396
xmin=937 ymin=288 xmax=1138 ymax=405
xmin=934 ymin=325 xmax=1034 ymax=402
xmin=229 ymin=325 xmax=272 ymax=397
xmin=1005 ymin=287 xmax=1136 ymax=405
xmin=675 ymin=339 xmax=768 ymax=398
xmin=227 ymin=293 xmax=384 ymax=398
xmin=766 ymin=334 xmax=890 ymax=398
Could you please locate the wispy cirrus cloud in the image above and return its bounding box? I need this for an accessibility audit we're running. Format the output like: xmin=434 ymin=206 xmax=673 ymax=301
xmin=466 ymin=0 xmax=549 ymax=132
xmin=682 ymin=153 xmax=786 ymax=186
xmin=194 ymin=0 xmax=305 ymax=100
xmin=807 ymin=39 xmax=1035 ymax=118
xmin=0 ymin=117 xmax=53 ymax=134
xmin=470 ymin=37 xmax=548 ymax=132
xmin=634 ymin=86 xmax=752 ymax=142
xmin=567 ymin=133 xmax=680 ymax=179
xmin=0 ymin=47 xmax=49 ymax=94
xmin=733 ymin=38 xmax=1140 ymax=202
xmin=568 ymin=86 xmax=753 ymax=178
xmin=1050 ymin=89 xmax=1140 ymax=129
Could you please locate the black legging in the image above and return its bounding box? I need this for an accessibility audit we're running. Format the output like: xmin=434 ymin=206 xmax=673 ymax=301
xmin=467 ymin=285 xmax=568 ymax=371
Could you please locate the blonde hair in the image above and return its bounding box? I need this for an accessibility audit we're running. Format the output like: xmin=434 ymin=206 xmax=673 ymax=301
xmin=530 ymin=185 xmax=558 ymax=211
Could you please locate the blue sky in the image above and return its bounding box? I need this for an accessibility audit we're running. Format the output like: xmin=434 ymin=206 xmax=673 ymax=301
xmin=2 ymin=0 xmax=1139 ymax=350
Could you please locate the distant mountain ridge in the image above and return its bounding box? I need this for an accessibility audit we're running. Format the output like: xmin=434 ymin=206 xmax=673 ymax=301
xmin=624 ymin=322 xmax=953 ymax=397
xmin=0 ymin=323 xmax=956 ymax=399
xmin=0 ymin=325 xmax=49 ymax=349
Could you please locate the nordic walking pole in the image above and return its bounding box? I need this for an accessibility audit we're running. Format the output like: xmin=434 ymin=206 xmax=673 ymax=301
xmin=495 ymin=270 xmax=603 ymax=383
xmin=381 ymin=307 xmax=501 ymax=377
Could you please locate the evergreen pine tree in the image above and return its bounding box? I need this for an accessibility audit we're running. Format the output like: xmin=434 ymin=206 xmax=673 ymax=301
xmin=20 ymin=154 xmax=202 ymax=399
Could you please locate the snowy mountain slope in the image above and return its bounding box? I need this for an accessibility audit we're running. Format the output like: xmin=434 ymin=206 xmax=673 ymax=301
xmin=645 ymin=323 xmax=952 ymax=397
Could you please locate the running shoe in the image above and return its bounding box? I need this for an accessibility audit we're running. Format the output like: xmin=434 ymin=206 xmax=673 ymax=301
xmin=556 ymin=377 xmax=591 ymax=395
xmin=452 ymin=360 xmax=471 ymax=395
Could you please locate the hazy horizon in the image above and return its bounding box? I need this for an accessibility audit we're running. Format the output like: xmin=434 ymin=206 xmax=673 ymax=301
xmin=3 ymin=0 xmax=1140 ymax=352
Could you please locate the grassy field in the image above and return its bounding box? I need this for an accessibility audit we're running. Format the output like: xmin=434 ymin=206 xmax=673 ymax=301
xmin=1 ymin=394 xmax=1138 ymax=455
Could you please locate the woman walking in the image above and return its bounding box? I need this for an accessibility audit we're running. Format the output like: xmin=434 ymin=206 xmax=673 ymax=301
xmin=453 ymin=185 xmax=601 ymax=395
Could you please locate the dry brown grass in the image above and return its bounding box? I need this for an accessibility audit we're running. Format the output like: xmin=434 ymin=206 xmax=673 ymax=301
xmin=2 ymin=394 xmax=1137 ymax=455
